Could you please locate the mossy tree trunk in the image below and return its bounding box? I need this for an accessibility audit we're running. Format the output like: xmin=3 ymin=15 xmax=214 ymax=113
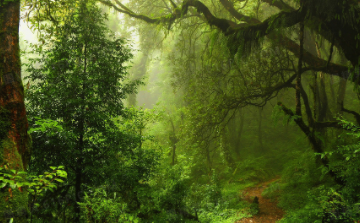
xmin=0 ymin=0 xmax=31 ymax=221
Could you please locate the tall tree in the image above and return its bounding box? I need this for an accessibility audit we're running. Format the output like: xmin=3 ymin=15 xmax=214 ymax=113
xmin=25 ymin=1 xmax=141 ymax=221
xmin=0 ymin=0 xmax=30 ymax=221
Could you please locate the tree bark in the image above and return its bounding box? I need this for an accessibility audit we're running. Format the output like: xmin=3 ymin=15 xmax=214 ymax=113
xmin=257 ymin=108 xmax=264 ymax=152
xmin=0 ymin=0 xmax=30 ymax=221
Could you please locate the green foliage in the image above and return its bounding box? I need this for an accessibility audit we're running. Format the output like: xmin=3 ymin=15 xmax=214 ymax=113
xmin=153 ymin=165 xmax=190 ymax=211
xmin=23 ymin=1 xmax=148 ymax=221
xmin=262 ymin=180 xmax=281 ymax=200
xmin=310 ymin=186 xmax=358 ymax=222
xmin=271 ymin=104 xmax=301 ymax=127
xmin=204 ymin=170 xmax=222 ymax=206
xmin=0 ymin=165 xmax=66 ymax=206
xmin=231 ymin=156 xmax=274 ymax=184
xmin=249 ymin=197 xmax=259 ymax=215
xmin=315 ymin=119 xmax=360 ymax=199
xmin=79 ymin=186 xmax=140 ymax=223
xmin=16 ymin=0 xmax=360 ymax=222
xmin=278 ymin=120 xmax=360 ymax=222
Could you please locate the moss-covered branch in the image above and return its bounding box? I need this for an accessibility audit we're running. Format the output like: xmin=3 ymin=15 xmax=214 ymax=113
xmin=262 ymin=0 xmax=296 ymax=12
xmin=219 ymin=0 xmax=350 ymax=79
xmin=101 ymin=0 xmax=235 ymax=32
xmin=341 ymin=103 xmax=360 ymax=126
xmin=103 ymin=0 xmax=359 ymax=79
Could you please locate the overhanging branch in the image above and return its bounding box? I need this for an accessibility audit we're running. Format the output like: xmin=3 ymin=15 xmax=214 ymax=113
xmin=104 ymin=0 xmax=356 ymax=81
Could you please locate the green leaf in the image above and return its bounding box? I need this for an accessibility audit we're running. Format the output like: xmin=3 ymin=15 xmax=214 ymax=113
xmin=0 ymin=182 xmax=7 ymax=188
xmin=54 ymin=178 xmax=64 ymax=183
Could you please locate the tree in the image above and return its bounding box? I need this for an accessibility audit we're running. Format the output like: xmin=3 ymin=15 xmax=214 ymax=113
xmin=0 ymin=0 xmax=31 ymax=221
xmin=97 ymin=0 xmax=360 ymax=184
xmin=25 ymin=1 xmax=142 ymax=221
xmin=99 ymin=0 xmax=359 ymax=76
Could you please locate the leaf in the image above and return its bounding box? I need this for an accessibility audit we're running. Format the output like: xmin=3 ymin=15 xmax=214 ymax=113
xmin=54 ymin=178 xmax=64 ymax=183
xmin=0 ymin=182 xmax=7 ymax=188
xmin=16 ymin=182 xmax=24 ymax=188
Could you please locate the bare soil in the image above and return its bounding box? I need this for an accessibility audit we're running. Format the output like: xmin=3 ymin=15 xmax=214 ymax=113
xmin=235 ymin=177 xmax=284 ymax=223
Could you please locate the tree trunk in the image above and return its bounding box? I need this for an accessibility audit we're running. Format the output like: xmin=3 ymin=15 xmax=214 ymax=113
xmin=0 ymin=0 xmax=30 ymax=221
xmin=336 ymin=55 xmax=348 ymax=115
xmin=221 ymin=126 xmax=235 ymax=169
xmin=257 ymin=108 xmax=264 ymax=152
xmin=229 ymin=109 xmax=244 ymax=157
xmin=128 ymin=53 xmax=148 ymax=106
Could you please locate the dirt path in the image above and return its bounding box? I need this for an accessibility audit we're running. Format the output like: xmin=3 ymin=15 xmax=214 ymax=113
xmin=235 ymin=177 xmax=284 ymax=223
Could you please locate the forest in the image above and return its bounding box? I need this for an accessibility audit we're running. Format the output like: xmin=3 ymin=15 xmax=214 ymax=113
xmin=1 ymin=0 xmax=360 ymax=222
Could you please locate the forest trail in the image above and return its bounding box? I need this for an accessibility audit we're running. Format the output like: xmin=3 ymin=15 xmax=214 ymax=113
xmin=236 ymin=177 xmax=284 ymax=223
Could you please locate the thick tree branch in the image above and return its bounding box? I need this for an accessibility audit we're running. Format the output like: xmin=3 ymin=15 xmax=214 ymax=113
xmin=341 ymin=102 xmax=360 ymax=126
xmin=104 ymin=0 xmax=357 ymax=80
xmin=262 ymin=0 xmax=295 ymax=12
xmin=299 ymin=81 xmax=314 ymax=127
xmin=218 ymin=0 xmax=259 ymax=24
xmin=314 ymin=121 xmax=342 ymax=129
xmin=295 ymin=22 xmax=304 ymax=116
xmin=101 ymin=0 xmax=235 ymax=32
xmin=219 ymin=0 xmax=351 ymax=79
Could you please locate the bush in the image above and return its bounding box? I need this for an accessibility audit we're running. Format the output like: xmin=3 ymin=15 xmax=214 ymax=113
xmin=79 ymin=186 xmax=140 ymax=223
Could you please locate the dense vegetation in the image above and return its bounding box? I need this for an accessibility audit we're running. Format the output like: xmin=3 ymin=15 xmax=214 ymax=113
xmin=1 ymin=0 xmax=360 ymax=222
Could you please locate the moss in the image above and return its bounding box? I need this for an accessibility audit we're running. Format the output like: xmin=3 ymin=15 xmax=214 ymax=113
xmin=0 ymin=187 xmax=29 ymax=223
xmin=0 ymin=107 xmax=11 ymax=137
xmin=2 ymin=138 xmax=23 ymax=170
xmin=0 ymin=136 xmax=28 ymax=222
xmin=1 ymin=100 xmax=30 ymax=169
